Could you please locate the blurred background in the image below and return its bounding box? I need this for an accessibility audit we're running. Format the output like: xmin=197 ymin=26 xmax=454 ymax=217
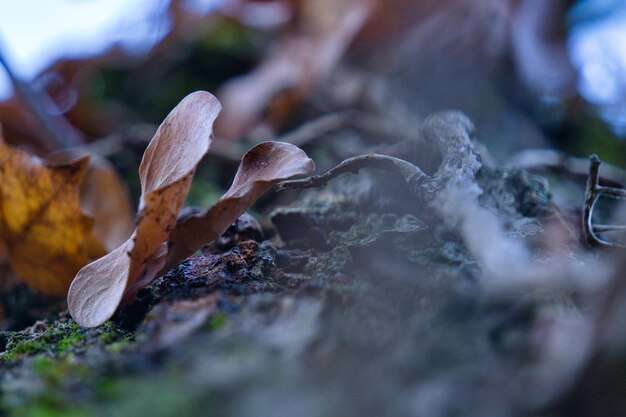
xmin=0 ymin=0 xmax=625 ymax=170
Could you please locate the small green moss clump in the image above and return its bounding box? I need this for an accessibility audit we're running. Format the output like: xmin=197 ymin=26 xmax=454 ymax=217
xmin=1 ymin=320 xmax=131 ymax=364
xmin=2 ymin=355 xmax=94 ymax=417
xmin=207 ymin=312 xmax=228 ymax=331
xmin=1 ymin=322 xmax=84 ymax=362
xmin=0 ymin=320 xmax=133 ymax=416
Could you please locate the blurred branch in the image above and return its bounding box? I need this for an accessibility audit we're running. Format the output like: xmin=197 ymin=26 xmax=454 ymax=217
xmin=279 ymin=112 xmax=351 ymax=147
xmin=0 ymin=40 xmax=83 ymax=151
xmin=277 ymin=153 xmax=427 ymax=192
xmin=85 ymin=110 xmax=417 ymax=166
xmin=82 ymin=124 xmax=156 ymax=157
xmin=83 ymin=124 xmax=245 ymax=165
xmin=507 ymin=149 xmax=626 ymax=188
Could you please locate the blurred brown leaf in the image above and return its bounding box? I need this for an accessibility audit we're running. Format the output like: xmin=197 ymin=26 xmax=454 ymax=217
xmin=0 ymin=128 xmax=104 ymax=295
xmin=216 ymin=0 xmax=373 ymax=140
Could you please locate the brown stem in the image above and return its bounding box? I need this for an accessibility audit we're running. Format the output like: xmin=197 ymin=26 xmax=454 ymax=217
xmin=0 ymin=40 xmax=83 ymax=151
xmin=277 ymin=153 xmax=427 ymax=193
xmin=278 ymin=111 xmax=482 ymax=201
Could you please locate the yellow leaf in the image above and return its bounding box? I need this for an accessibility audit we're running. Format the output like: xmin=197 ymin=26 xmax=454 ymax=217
xmin=0 ymin=130 xmax=104 ymax=295
xmin=47 ymin=151 xmax=134 ymax=253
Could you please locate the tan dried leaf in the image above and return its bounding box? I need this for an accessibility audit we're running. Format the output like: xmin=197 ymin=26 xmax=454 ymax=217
xmin=164 ymin=141 xmax=314 ymax=270
xmin=68 ymin=91 xmax=221 ymax=327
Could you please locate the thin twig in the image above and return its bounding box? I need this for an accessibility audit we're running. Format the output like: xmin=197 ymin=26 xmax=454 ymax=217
xmin=279 ymin=110 xmax=418 ymax=146
xmin=82 ymin=124 xmax=246 ymax=165
xmin=593 ymin=224 xmax=626 ymax=233
xmin=277 ymin=111 xmax=481 ymax=201
xmin=583 ymin=154 xmax=607 ymax=246
xmin=582 ymin=154 xmax=626 ymax=248
xmin=596 ymin=186 xmax=626 ymax=199
xmin=0 ymin=39 xmax=83 ymax=151
xmin=348 ymin=111 xmax=418 ymax=143
xmin=508 ymin=149 xmax=626 ymax=188
xmin=277 ymin=153 xmax=427 ymax=193
xmin=219 ymin=111 xmax=357 ymax=164
xmin=207 ymin=110 xmax=414 ymax=165
xmin=82 ymin=133 xmax=129 ymax=156
xmin=278 ymin=112 xmax=351 ymax=147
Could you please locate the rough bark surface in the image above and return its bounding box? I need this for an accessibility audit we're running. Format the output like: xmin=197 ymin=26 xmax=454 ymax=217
xmin=0 ymin=112 xmax=586 ymax=417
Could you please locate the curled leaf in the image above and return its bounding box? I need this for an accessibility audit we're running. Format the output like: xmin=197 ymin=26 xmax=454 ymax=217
xmin=164 ymin=141 xmax=314 ymax=270
xmin=0 ymin=129 xmax=104 ymax=295
xmin=68 ymin=91 xmax=221 ymax=327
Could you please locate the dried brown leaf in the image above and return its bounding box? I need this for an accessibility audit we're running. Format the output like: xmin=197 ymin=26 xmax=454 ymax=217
xmin=69 ymin=97 xmax=313 ymax=328
xmin=164 ymin=141 xmax=314 ymax=270
xmin=68 ymin=91 xmax=221 ymax=327
xmin=0 ymin=129 xmax=104 ymax=295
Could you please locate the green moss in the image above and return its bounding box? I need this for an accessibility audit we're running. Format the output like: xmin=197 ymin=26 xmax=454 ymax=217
xmin=0 ymin=354 xmax=96 ymax=417
xmin=5 ymin=401 xmax=90 ymax=417
xmin=98 ymin=322 xmax=131 ymax=347
xmin=96 ymin=372 xmax=218 ymax=417
xmin=207 ymin=312 xmax=228 ymax=331
xmin=32 ymin=355 xmax=92 ymax=388
xmin=104 ymin=341 xmax=129 ymax=353
xmin=1 ymin=320 xmax=131 ymax=364
xmin=2 ymin=322 xmax=83 ymax=363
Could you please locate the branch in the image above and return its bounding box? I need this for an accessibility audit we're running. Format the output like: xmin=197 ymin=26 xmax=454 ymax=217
xmin=508 ymin=148 xmax=626 ymax=188
xmin=277 ymin=111 xmax=481 ymax=201
xmin=277 ymin=153 xmax=427 ymax=193
xmin=0 ymin=40 xmax=83 ymax=151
